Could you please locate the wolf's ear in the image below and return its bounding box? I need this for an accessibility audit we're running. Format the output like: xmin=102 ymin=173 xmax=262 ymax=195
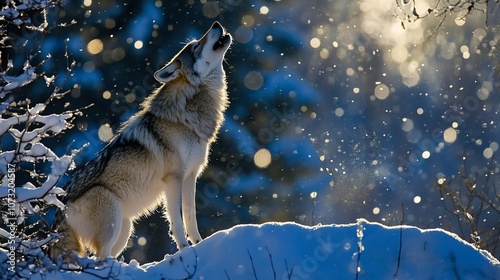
xmin=154 ymin=60 xmax=181 ymax=83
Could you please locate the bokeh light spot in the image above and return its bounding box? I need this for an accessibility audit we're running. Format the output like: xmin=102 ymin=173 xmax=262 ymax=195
xmin=87 ymin=38 xmax=103 ymax=55
xmin=202 ymin=1 xmax=220 ymax=18
xmin=391 ymin=45 xmax=408 ymax=63
xmin=374 ymin=84 xmax=389 ymax=100
xmin=242 ymin=15 xmax=255 ymax=27
xmin=422 ymin=151 xmax=430 ymax=159
xmin=234 ymin=26 xmax=253 ymax=44
xmin=98 ymin=124 xmax=113 ymax=142
xmin=138 ymin=237 xmax=147 ymax=246
xmin=260 ymin=6 xmax=269 ymax=14
xmin=244 ymin=71 xmax=264 ymax=90
xmin=335 ymin=108 xmax=344 ymax=117
xmin=443 ymin=127 xmax=457 ymax=143
xmin=134 ymin=40 xmax=144 ymax=49
xmin=310 ymin=37 xmax=321 ymax=48
xmin=102 ymin=91 xmax=111 ymax=99
xmin=483 ymin=147 xmax=493 ymax=159
xmin=105 ymin=18 xmax=115 ymax=29
xmin=490 ymin=142 xmax=498 ymax=152
xmin=254 ymin=148 xmax=271 ymax=168
xmin=319 ymin=48 xmax=329 ymax=59
xmin=401 ymin=118 xmax=414 ymax=132
xmin=111 ymin=48 xmax=126 ymax=61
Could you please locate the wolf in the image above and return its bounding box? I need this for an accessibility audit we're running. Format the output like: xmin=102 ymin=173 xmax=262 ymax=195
xmin=50 ymin=22 xmax=232 ymax=260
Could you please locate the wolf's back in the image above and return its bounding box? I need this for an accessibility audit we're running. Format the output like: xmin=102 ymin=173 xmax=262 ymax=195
xmin=48 ymin=144 xmax=108 ymax=259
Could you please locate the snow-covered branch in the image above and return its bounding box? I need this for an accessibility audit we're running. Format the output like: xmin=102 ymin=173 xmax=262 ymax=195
xmin=394 ymin=0 xmax=493 ymax=36
xmin=0 ymin=65 xmax=37 ymax=98
xmin=0 ymin=2 xmax=89 ymax=279
xmin=0 ymin=0 xmax=59 ymax=28
xmin=0 ymin=96 xmax=85 ymax=279
xmin=0 ymin=0 xmax=66 ymax=98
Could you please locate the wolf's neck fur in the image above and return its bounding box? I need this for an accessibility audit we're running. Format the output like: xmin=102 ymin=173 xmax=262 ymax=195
xmin=141 ymin=71 xmax=228 ymax=143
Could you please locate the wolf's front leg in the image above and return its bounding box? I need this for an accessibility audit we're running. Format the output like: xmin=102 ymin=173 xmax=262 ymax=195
xmin=164 ymin=177 xmax=189 ymax=249
xmin=182 ymin=173 xmax=202 ymax=244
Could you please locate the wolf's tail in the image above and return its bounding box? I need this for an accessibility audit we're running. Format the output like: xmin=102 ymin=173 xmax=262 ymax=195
xmin=49 ymin=209 xmax=84 ymax=260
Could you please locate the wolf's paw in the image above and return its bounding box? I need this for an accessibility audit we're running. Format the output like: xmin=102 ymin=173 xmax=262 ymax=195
xmin=186 ymin=232 xmax=202 ymax=245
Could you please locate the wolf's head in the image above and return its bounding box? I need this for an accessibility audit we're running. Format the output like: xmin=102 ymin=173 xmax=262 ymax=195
xmin=154 ymin=22 xmax=232 ymax=85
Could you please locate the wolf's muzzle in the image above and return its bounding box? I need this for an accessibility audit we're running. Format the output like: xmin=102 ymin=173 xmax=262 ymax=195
xmin=211 ymin=21 xmax=231 ymax=51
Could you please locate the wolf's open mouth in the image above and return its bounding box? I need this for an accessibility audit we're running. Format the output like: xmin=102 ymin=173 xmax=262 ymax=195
xmin=213 ymin=34 xmax=231 ymax=51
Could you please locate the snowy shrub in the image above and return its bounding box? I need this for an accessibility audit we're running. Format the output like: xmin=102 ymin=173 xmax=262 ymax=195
xmin=0 ymin=1 xmax=91 ymax=278
xmin=0 ymin=100 xmax=85 ymax=277
xmin=437 ymin=158 xmax=500 ymax=258
xmin=394 ymin=0 xmax=492 ymax=34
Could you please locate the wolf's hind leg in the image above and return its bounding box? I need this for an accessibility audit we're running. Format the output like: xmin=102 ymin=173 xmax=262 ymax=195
xmin=71 ymin=186 xmax=122 ymax=259
xmin=94 ymin=204 xmax=122 ymax=258
xmin=111 ymin=218 xmax=133 ymax=257
xmin=50 ymin=217 xmax=84 ymax=261
xmin=182 ymin=173 xmax=202 ymax=244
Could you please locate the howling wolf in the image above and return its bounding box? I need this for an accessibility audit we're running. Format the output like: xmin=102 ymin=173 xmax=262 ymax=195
xmin=51 ymin=21 xmax=232 ymax=259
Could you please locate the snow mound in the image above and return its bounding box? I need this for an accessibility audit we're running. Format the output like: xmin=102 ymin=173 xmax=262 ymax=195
xmin=37 ymin=220 xmax=500 ymax=279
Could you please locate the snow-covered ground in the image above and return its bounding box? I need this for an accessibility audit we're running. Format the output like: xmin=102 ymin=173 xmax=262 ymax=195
xmin=30 ymin=219 xmax=499 ymax=279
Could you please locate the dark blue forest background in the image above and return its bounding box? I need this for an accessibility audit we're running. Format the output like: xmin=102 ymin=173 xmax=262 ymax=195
xmin=4 ymin=1 xmax=500 ymax=262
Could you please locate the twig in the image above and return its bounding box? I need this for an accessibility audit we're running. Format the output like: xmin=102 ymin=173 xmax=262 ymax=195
xmin=355 ymin=246 xmax=361 ymax=280
xmin=44 ymin=39 xmax=75 ymax=106
xmin=285 ymin=259 xmax=294 ymax=280
xmin=394 ymin=202 xmax=405 ymax=277
xmin=311 ymin=197 xmax=316 ymax=225
xmin=177 ymin=247 xmax=198 ymax=279
xmin=355 ymin=220 xmax=364 ymax=280
xmin=436 ymin=153 xmax=500 ymax=258
xmin=247 ymin=249 xmax=258 ymax=280
xmin=394 ymin=0 xmax=493 ymax=38
xmin=265 ymin=247 xmax=276 ymax=280
xmin=450 ymin=253 xmax=462 ymax=280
